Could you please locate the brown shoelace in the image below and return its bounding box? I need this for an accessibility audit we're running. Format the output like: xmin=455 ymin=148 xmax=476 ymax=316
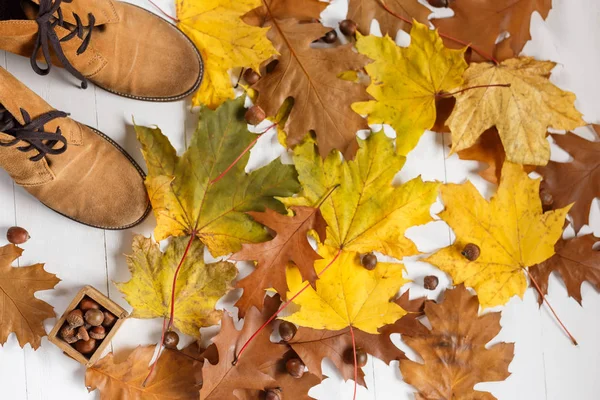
xmin=0 ymin=107 xmax=68 ymax=162
xmin=31 ymin=0 xmax=96 ymax=89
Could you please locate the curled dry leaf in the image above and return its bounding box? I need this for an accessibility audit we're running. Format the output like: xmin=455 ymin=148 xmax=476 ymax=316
xmin=176 ymin=0 xmax=277 ymax=108
xmin=425 ymin=162 xmax=571 ymax=308
xmin=536 ymin=127 xmax=600 ymax=231
xmin=85 ymin=345 xmax=203 ymax=399
xmin=400 ymin=285 xmax=514 ymax=400
xmin=115 ymin=235 xmax=237 ymax=338
xmin=432 ymin=0 xmax=552 ymax=61
xmin=353 ymin=21 xmax=467 ymax=155
xmin=0 ymin=244 xmax=60 ymax=349
xmin=231 ymin=206 xmax=327 ymax=317
xmin=347 ymin=0 xmax=429 ymax=37
xmin=448 ymin=57 xmax=585 ymax=166
xmin=136 ymin=96 xmax=299 ymax=253
xmin=530 ymin=235 xmax=600 ymax=305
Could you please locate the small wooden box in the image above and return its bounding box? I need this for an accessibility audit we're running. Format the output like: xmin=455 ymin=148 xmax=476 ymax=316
xmin=48 ymin=286 xmax=128 ymax=367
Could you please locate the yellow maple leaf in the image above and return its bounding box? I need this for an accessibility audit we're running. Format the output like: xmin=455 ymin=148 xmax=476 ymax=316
xmin=280 ymin=131 xmax=440 ymax=259
xmin=116 ymin=235 xmax=237 ymax=338
xmin=352 ymin=21 xmax=467 ymax=156
xmin=425 ymin=162 xmax=571 ymax=308
xmin=448 ymin=57 xmax=585 ymax=165
xmin=282 ymin=247 xmax=409 ymax=333
xmin=176 ymin=0 xmax=278 ymax=108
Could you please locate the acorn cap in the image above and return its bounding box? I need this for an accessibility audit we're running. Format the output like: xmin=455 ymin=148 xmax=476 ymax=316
xmin=66 ymin=309 xmax=84 ymax=328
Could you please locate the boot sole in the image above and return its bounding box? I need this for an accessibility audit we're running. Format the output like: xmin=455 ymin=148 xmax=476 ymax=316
xmin=92 ymin=3 xmax=204 ymax=103
xmin=40 ymin=125 xmax=152 ymax=230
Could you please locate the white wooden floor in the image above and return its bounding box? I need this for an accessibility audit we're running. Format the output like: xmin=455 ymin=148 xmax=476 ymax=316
xmin=1 ymin=1 xmax=599 ymax=399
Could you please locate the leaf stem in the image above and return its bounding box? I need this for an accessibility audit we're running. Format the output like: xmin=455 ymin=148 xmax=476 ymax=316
xmin=233 ymin=249 xmax=343 ymax=365
xmin=377 ymin=0 xmax=499 ymax=64
xmin=526 ymin=269 xmax=578 ymax=346
xmin=147 ymin=0 xmax=179 ymax=23
xmin=349 ymin=325 xmax=358 ymax=400
xmin=438 ymin=83 xmax=511 ymax=98
xmin=142 ymin=317 xmax=168 ymax=387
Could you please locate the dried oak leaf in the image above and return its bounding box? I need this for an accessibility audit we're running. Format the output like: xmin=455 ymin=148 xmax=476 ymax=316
xmin=288 ymin=292 xmax=427 ymax=386
xmin=432 ymin=0 xmax=552 ymax=62
xmin=201 ymin=297 xmax=292 ymax=399
xmin=425 ymin=162 xmax=571 ymax=308
xmin=347 ymin=0 xmax=429 ymax=37
xmin=448 ymin=57 xmax=585 ymax=166
xmin=281 ymin=131 xmax=440 ymax=259
xmin=530 ymin=235 xmax=600 ymax=305
xmin=136 ymin=96 xmax=299 ymax=255
xmin=243 ymin=0 xmax=327 ymax=24
xmin=536 ymin=128 xmax=600 ymax=231
xmin=231 ymin=206 xmax=327 ymax=317
xmin=400 ymin=285 xmax=514 ymax=400
xmin=0 ymin=244 xmax=59 ymax=349
xmin=85 ymin=345 xmax=202 ymax=399
xmin=234 ymin=351 xmax=321 ymax=400
xmin=176 ymin=0 xmax=277 ymax=108
xmin=115 ymin=235 xmax=237 ymax=338
xmin=353 ymin=21 xmax=467 ymax=155
xmin=281 ymin=246 xmax=410 ymax=333
xmin=247 ymin=9 xmax=371 ymax=159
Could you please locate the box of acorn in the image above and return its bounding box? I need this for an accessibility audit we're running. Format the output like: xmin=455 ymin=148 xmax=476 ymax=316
xmin=48 ymin=286 xmax=128 ymax=366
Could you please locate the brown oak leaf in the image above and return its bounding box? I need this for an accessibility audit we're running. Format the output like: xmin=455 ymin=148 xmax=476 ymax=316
xmin=85 ymin=345 xmax=203 ymax=399
xmin=288 ymin=292 xmax=427 ymax=386
xmin=537 ymin=128 xmax=600 ymax=231
xmin=432 ymin=0 xmax=552 ymax=62
xmin=232 ymin=206 xmax=327 ymax=317
xmin=243 ymin=0 xmax=327 ymax=25
xmin=201 ymin=296 xmax=289 ymax=399
xmin=247 ymin=8 xmax=371 ymax=159
xmin=0 ymin=244 xmax=60 ymax=349
xmin=530 ymin=235 xmax=600 ymax=305
xmin=400 ymin=285 xmax=514 ymax=400
xmin=347 ymin=0 xmax=430 ymax=37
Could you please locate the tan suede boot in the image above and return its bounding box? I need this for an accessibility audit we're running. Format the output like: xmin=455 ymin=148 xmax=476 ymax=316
xmin=0 ymin=67 xmax=150 ymax=229
xmin=0 ymin=0 xmax=203 ymax=102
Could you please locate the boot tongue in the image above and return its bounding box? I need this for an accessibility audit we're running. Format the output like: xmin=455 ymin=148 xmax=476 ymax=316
xmin=26 ymin=0 xmax=119 ymax=26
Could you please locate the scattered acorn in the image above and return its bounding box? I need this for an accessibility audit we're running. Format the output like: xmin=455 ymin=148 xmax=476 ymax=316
xmin=7 ymin=226 xmax=30 ymax=245
xmin=343 ymin=347 xmax=368 ymax=367
xmin=265 ymin=388 xmax=282 ymax=400
xmin=75 ymin=338 xmax=97 ymax=355
xmin=427 ymin=0 xmax=449 ymax=7
xmin=164 ymin=330 xmax=180 ymax=349
xmin=278 ymin=321 xmax=297 ymax=342
xmin=539 ymin=186 xmax=554 ymax=211
xmin=245 ymin=105 xmax=266 ymax=125
xmin=243 ymin=68 xmax=260 ymax=85
xmin=322 ymin=30 xmax=338 ymax=44
xmin=79 ymin=298 xmax=100 ymax=312
xmin=67 ymin=309 xmax=84 ymax=328
xmin=361 ymin=253 xmax=377 ymax=270
xmin=89 ymin=326 xmax=106 ymax=340
xmin=424 ymin=275 xmax=439 ymax=290
xmin=85 ymin=308 xmax=104 ymax=327
xmin=285 ymin=358 xmax=305 ymax=379
xmin=102 ymin=310 xmax=117 ymax=328
xmin=461 ymin=243 xmax=481 ymax=261
xmin=339 ymin=19 xmax=357 ymax=36
xmin=76 ymin=326 xmax=90 ymax=341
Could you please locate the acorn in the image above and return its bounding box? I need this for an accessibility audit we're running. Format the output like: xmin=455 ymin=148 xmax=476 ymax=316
xmin=76 ymin=326 xmax=90 ymax=341
xmin=361 ymin=253 xmax=377 ymax=270
xmin=427 ymin=0 xmax=448 ymax=7
xmin=245 ymin=105 xmax=266 ymax=125
xmin=339 ymin=19 xmax=357 ymax=36
xmin=344 ymin=347 xmax=368 ymax=367
xmin=101 ymin=311 xmax=117 ymax=328
xmin=89 ymin=326 xmax=106 ymax=340
xmin=63 ymin=335 xmax=78 ymax=344
xmin=278 ymin=321 xmax=297 ymax=342
xmin=265 ymin=388 xmax=282 ymax=400
xmin=84 ymin=309 xmax=104 ymax=327
xmin=322 ymin=30 xmax=338 ymax=44
xmin=66 ymin=309 xmax=84 ymax=328
xmin=75 ymin=338 xmax=97 ymax=355
xmin=285 ymin=358 xmax=305 ymax=379
xmin=164 ymin=331 xmax=180 ymax=349
xmin=7 ymin=226 xmax=30 ymax=245
xmin=461 ymin=243 xmax=480 ymax=261
xmin=243 ymin=68 xmax=260 ymax=85
xmin=539 ymin=186 xmax=554 ymax=211
xmin=424 ymin=275 xmax=439 ymax=290
xmin=79 ymin=298 xmax=100 ymax=312
xmin=60 ymin=324 xmax=75 ymax=339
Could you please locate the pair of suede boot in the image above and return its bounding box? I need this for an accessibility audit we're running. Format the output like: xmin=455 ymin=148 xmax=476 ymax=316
xmin=0 ymin=0 xmax=203 ymax=229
